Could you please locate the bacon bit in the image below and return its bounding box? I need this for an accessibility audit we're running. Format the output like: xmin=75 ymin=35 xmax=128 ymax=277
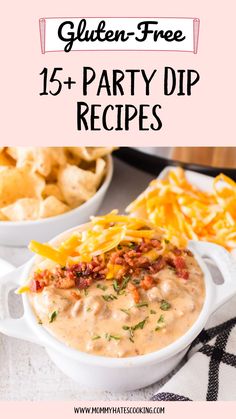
xmin=55 ymin=276 xmax=75 ymax=289
xmin=128 ymin=283 xmax=140 ymax=303
xmin=33 ymin=269 xmax=51 ymax=283
xmin=174 ymin=256 xmax=186 ymax=270
xmin=115 ymin=266 xmax=128 ymax=280
xmin=126 ymin=249 xmax=140 ymax=258
xmin=177 ymin=270 xmax=189 ymax=280
xmin=165 ymin=257 xmax=175 ymax=268
xmin=53 ymin=267 xmax=76 ymax=289
xmin=172 ymin=247 xmax=182 ymax=256
xmin=29 ymin=238 xmax=192 ymax=294
xmin=141 ymin=275 xmax=154 ymax=290
xmin=30 ymin=269 xmax=51 ymax=292
xmin=67 ymin=270 xmax=76 ymax=280
xmin=150 ymin=256 xmax=166 ymax=273
xmin=135 ymin=256 xmax=150 ymax=268
xmin=114 ymin=257 xmax=125 ymax=265
xmin=29 ymin=279 xmax=45 ymax=293
xmin=184 ymin=249 xmax=194 ymax=257
xmin=171 ymin=256 xmax=189 ymax=279
xmin=136 ymin=240 xmax=150 ymax=253
xmin=110 ymin=250 xmax=124 ymax=264
xmin=74 ymin=276 xmax=91 ymax=290
xmin=151 ymin=239 xmax=162 ymax=249
xmin=71 ymin=291 xmax=81 ymax=300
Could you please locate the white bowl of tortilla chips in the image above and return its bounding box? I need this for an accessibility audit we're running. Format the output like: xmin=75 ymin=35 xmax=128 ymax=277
xmin=0 ymin=147 xmax=113 ymax=246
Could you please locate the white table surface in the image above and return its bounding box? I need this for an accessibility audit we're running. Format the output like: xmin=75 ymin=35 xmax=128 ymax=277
xmin=0 ymin=158 xmax=181 ymax=401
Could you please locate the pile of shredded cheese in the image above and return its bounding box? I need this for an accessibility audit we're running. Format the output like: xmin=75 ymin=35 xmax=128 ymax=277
xmin=126 ymin=168 xmax=236 ymax=251
xmin=29 ymin=211 xmax=163 ymax=266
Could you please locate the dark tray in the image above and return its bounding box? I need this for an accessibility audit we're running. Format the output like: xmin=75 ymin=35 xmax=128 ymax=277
xmin=114 ymin=148 xmax=236 ymax=180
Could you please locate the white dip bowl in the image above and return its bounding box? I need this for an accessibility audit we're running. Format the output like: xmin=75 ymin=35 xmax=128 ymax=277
xmin=0 ymin=223 xmax=236 ymax=392
xmin=0 ymin=156 xmax=113 ymax=247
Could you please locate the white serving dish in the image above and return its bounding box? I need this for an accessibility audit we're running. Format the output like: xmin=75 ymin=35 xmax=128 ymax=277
xmin=0 ymin=257 xmax=15 ymax=276
xmin=0 ymin=233 xmax=236 ymax=391
xmin=0 ymin=156 xmax=113 ymax=247
xmin=0 ymin=167 xmax=236 ymax=392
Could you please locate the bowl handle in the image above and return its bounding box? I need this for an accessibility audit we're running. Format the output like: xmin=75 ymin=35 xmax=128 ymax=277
xmin=0 ymin=266 xmax=41 ymax=344
xmin=189 ymin=241 xmax=236 ymax=312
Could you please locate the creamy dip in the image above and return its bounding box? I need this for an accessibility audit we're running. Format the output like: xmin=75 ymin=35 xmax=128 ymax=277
xmin=28 ymin=239 xmax=205 ymax=358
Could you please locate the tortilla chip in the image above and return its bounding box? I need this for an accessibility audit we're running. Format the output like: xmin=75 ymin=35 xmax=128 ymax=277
xmin=0 ymin=150 xmax=15 ymax=166
xmin=0 ymin=166 xmax=45 ymax=207
xmin=43 ymin=183 xmax=65 ymax=202
xmin=58 ymin=158 xmax=106 ymax=207
xmin=66 ymin=147 xmax=115 ymax=162
xmin=1 ymin=196 xmax=68 ymax=221
xmin=0 ymin=209 xmax=8 ymax=221
xmin=1 ymin=198 xmax=41 ymax=221
xmin=95 ymin=158 xmax=106 ymax=183
xmin=45 ymin=149 xmax=68 ymax=181
xmin=64 ymin=149 xmax=82 ymax=166
xmin=0 ymin=147 xmax=113 ymax=222
xmin=6 ymin=147 xmax=67 ymax=177
xmin=39 ymin=196 xmax=68 ymax=218
xmin=48 ymin=148 xmax=67 ymax=167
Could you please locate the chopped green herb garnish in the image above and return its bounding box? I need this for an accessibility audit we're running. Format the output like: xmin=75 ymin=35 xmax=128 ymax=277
xmin=135 ymin=302 xmax=149 ymax=308
xmin=113 ymin=279 xmax=120 ymax=293
xmin=160 ymin=300 xmax=171 ymax=311
xmin=128 ymin=242 xmax=136 ymax=249
xmin=122 ymin=325 xmax=130 ymax=331
xmin=97 ymin=283 xmax=108 ymax=291
xmin=84 ymin=288 xmax=89 ymax=296
xmin=164 ymin=239 xmax=170 ymax=244
xmin=75 ymin=271 xmax=82 ymax=278
xmin=122 ymin=317 xmax=149 ymax=342
xmin=92 ymin=335 xmax=101 ymax=340
xmin=102 ymin=294 xmax=117 ymax=302
xmin=155 ymin=326 xmax=161 ymax=331
xmin=120 ymin=308 xmax=130 ymax=315
xmin=157 ymin=314 xmax=165 ymax=323
xmin=121 ymin=275 xmax=130 ymax=289
xmin=117 ymin=244 xmax=123 ymax=250
xmin=150 ymin=309 xmax=157 ymax=314
xmin=86 ymin=307 xmax=91 ymax=312
xmin=133 ymin=317 xmax=149 ymax=331
xmin=105 ymin=333 xmax=121 ymax=341
xmin=132 ymin=279 xmax=141 ymax=285
xmin=155 ymin=314 xmax=165 ymax=331
xmin=113 ymin=276 xmax=130 ymax=294
xmin=49 ymin=310 xmax=58 ymax=323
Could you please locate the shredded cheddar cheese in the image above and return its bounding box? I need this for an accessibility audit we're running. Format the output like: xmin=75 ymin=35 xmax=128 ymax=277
xmin=28 ymin=210 xmax=163 ymax=266
xmin=126 ymin=168 xmax=236 ymax=251
xmin=29 ymin=241 xmax=68 ymax=265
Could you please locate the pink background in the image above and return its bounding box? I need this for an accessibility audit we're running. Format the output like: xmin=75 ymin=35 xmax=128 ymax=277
xmin=1 ymin=0 xmax=235 ymax=146
xmin=1 ymin=401 xmax=236 ymax=418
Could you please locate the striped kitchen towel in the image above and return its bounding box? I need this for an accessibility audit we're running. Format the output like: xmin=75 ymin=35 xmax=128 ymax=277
xmin=152 ymin=294 xmax=236 ymax=401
